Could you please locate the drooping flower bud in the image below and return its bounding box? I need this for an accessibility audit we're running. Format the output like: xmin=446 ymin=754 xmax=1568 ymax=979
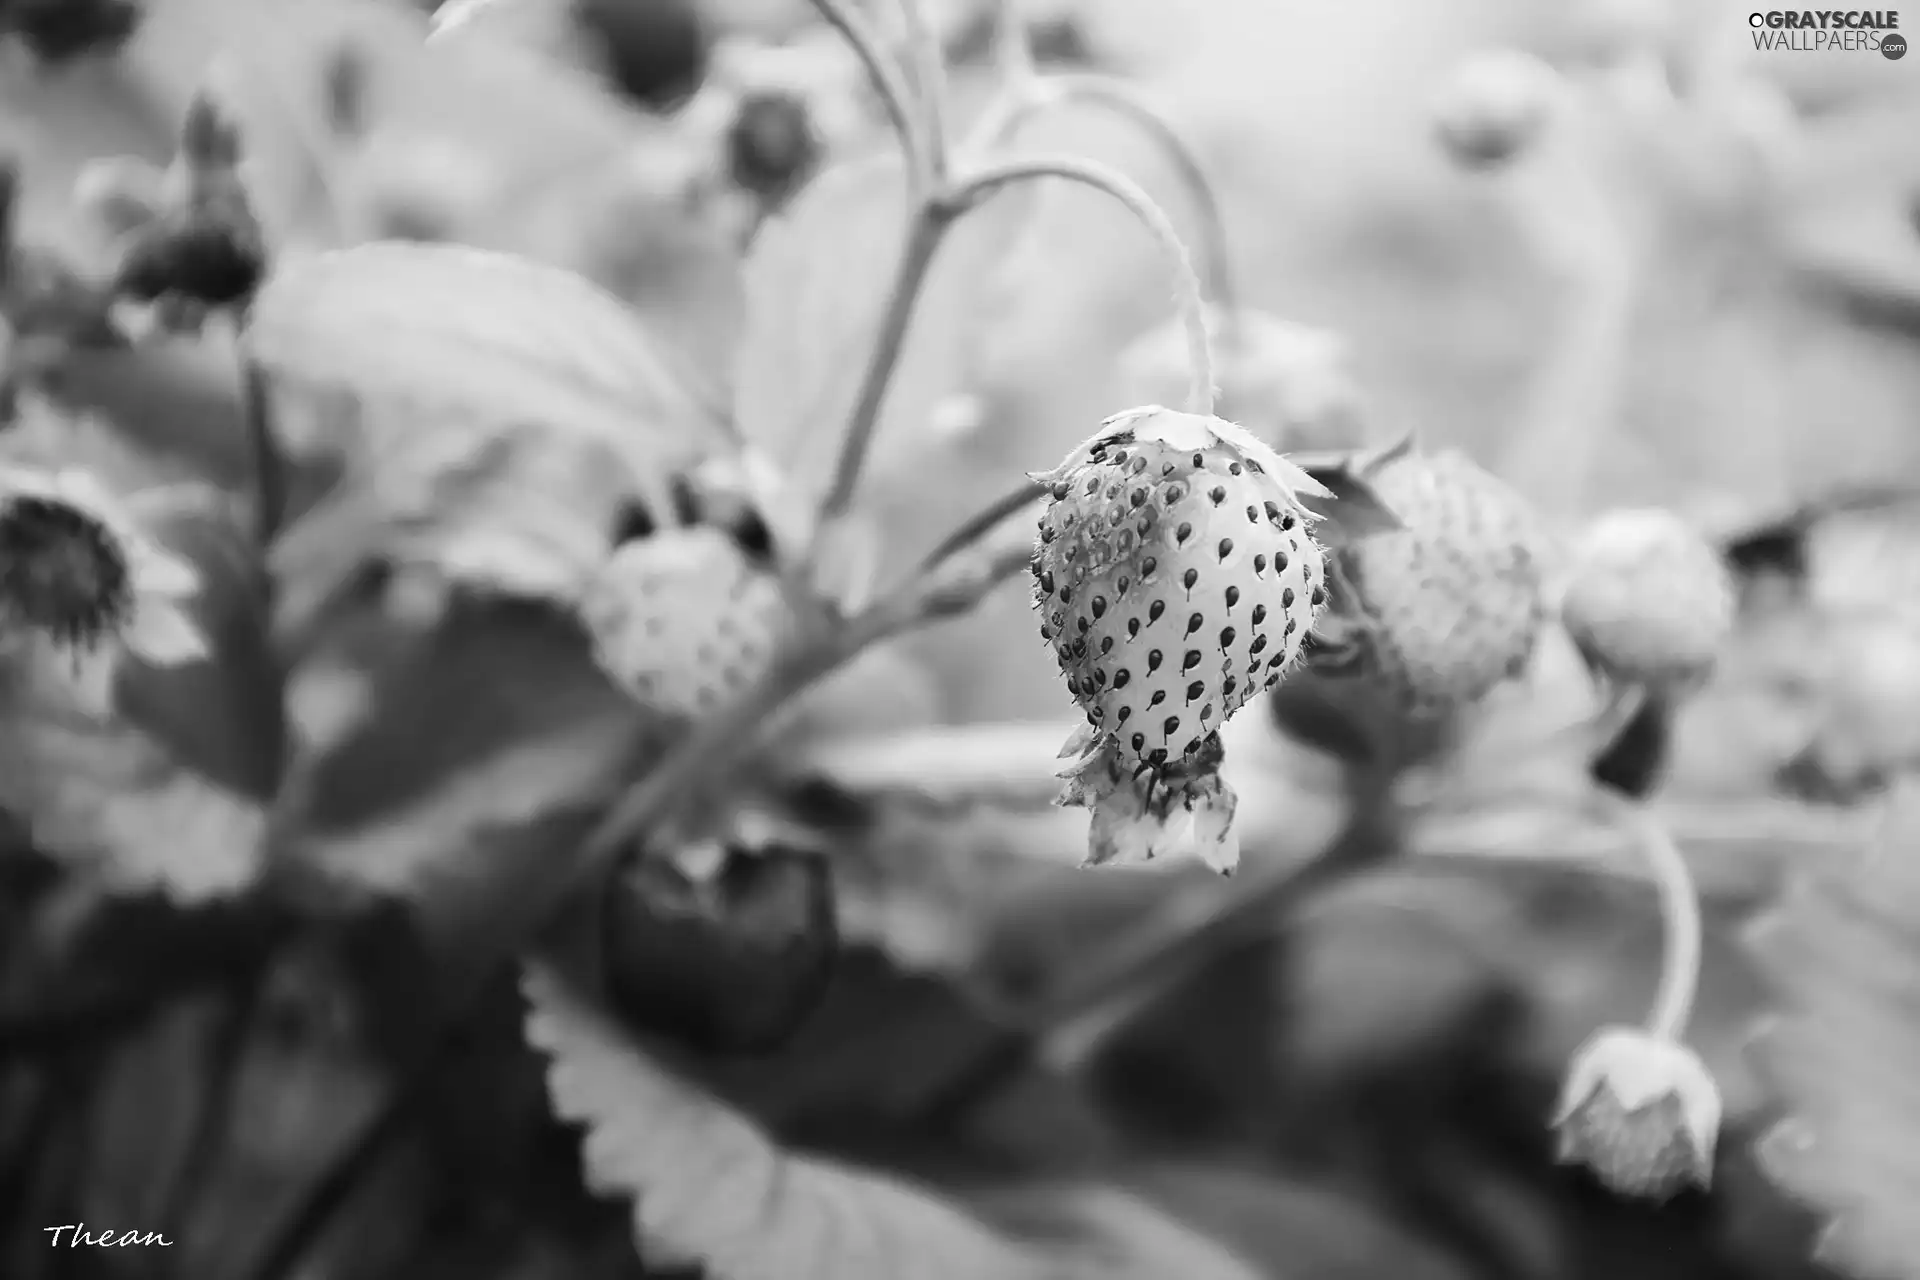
xmin=1552 ymin=1025 xmax=1722 ymax=1200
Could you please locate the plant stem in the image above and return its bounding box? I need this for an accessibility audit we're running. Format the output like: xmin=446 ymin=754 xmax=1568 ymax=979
xmin=154 ymin=977 xmax=264 ymax=1249
xmin=1601 ymin=791 xmax=1702 ymax=1040
xmin=894 ymin=0 xmax=952 ymax=183
xmin=948 ymin=154 xmax=1214 ymax=416
xmin=813 ymin=202 xmax=957 ymax=536
xmin=920 ymin=476 xmax=1043 ymax=567
xmin=809 ymin=0 xmax=928 ymax=192
xmin=979 ymin=74 xmax=1239 ymax=329
xmin=238 ymin=349 xmax=287 ymax=553
xmin=994 ymin=0 xmax=1036 ymax=82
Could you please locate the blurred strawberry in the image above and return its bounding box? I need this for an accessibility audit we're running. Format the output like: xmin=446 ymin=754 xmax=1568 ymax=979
xmin=575 ymin=0 xmax=711 ymax=112
xmin=601 ymin=825 xmax=837 ymax=1055
xmin=1271 ymin=439 xmax=1547 ymax=770
xmin=0 ymin=0 xmax=139 ymax=63
xmin=581 ymin=524 xmax=797 ymax=723
xmin=725 ymin=88 xmax=821 ymax=208
xmin=1308 ymin=440 xmax=1545 ymax=716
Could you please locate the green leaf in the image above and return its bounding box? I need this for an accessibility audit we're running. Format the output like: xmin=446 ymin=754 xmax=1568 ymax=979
xmin=732 ymin=152 xmax=1043 ymax=510
xmin=521 ymin=961 xmax=1053 ymax=1280
xmin=1747 ymin=781 xmax=1920 ymax=1280
xmin=246 ymin=242 xmax=736 ymax=614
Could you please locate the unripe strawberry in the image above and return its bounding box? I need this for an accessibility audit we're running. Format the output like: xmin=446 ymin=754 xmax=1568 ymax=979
xmin=1560 ymin=507 xmax=1735 ymax=700
xmin=1552 ymin=1026 xmax=1722 ymax=1200
xmin=1431 ymin=48 xmax=1562 ymax=171
xmin=1319 ymin=442 xmax=1548 ymax=721
xmin=581 ymin=524 xmax=793 ymax=722
xmin=1032 ymin=406 xmax=1333 ymax=872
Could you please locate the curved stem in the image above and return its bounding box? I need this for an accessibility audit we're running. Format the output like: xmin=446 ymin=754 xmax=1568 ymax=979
xmin=982 ymin=74 xmax=1239 ymax=328
xmin=947 ymin=154 xmax=1214 ymax=416
xmin=1601 ymin=791 xmax=1702 ymax=1040
xmin=809 ymin=0 xmax=927 ymax=192
xmin=894 ymin=0 xmax=952 ymax=184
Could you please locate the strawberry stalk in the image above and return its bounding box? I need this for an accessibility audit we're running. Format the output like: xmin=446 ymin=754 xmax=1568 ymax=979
xmin=966 ymin=72 xmax=1240 ymax=340
xmin=991 ymin=0 xmax=1037 ymax=82
xmin=812 ymin=73 xmax=1216 ymax=537
xmin=809 ymin=0 xmax=931 ymax=194
xmin=892 ymin=0 xmax=953 ymax=183
xmin=1599 ymin=790 xmax=1703 ymax=1041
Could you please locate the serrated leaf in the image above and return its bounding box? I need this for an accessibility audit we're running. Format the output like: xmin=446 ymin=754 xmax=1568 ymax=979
xmin=733 ymin=153 xmax=1043 ymax=508
xmin=521 ymin=961 xmax=1052 ymax=1280
xmin=1747 ymin=781 xmax=1920 ymax=1280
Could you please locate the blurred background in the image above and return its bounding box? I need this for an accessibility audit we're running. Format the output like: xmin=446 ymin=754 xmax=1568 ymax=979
xmin=5 ymin=0 xmax=1920 ymax=1278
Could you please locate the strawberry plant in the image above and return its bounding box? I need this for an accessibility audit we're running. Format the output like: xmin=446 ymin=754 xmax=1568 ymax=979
xmin=0 ymin=2 xmax=1917 ymax=1280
